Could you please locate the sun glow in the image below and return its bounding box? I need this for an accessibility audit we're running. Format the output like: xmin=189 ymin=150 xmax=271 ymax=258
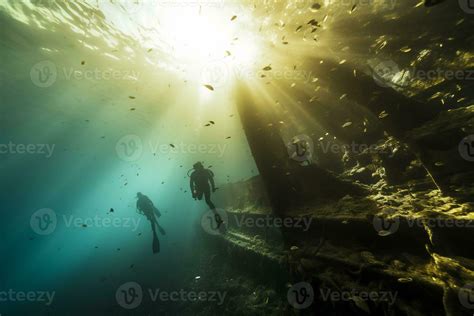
xmin=92 ymin=1 xmax=262 ymax=89
xmin=154 ymin=4 xmax=261 ymax=86
xmin=160 ymin=8 xmax=231 ymax=63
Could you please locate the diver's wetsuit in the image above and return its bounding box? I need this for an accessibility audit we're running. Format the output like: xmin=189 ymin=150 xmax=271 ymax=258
xmin=136 ymin=194 xmax=165 ymax=238
xmin=190 ymin=168 xmax=215 ymax=209
xmin=137 ymin=195 xmax=160 ymax=220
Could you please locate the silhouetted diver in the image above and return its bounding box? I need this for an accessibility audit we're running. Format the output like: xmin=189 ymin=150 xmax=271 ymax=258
xmin=189 ymin=162 xmax=224 ymax=228
xmin=136 ymin=192 xmax=165 ymax=254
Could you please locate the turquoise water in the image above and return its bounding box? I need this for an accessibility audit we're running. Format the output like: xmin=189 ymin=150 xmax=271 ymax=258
xmin=0 ymin=1 xmax=258 ymax=314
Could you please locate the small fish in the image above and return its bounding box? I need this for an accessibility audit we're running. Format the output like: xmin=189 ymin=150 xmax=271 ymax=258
xmin=342 ymin=122 xmax=352 ymax=128
xmin=262 ymin=65 xmax=272 ymax=71
xmin=230 ymin=15 xmax=237 ymax=21
xmin=400 ymin=46 xmax=412 ymax=53
xmin=311 ymin=3 xmax=321 ymax=11
xmin=397 ymin=277 xmax=413 ymax=283
xmin=204 ymin=84 xmax=214 ymax=91
xmin=378 ymin=230 xmax=393 ymax=237
xmin=109 ymin=208 xmax=114 ymax=213
xmin=379 ymin=110 xmax=389 ymax=119
xmin=209 ymin=120 xmax=215 ymax=124
xmin=129 ymin=96 xmax=136 ymax=99
xmin=170 ymin=144 xmax=175 ymax=148
xmin=307 ymin=19 xmax=319 ymax=27
xmin=81 ymin=60 xmax=85 ymax=65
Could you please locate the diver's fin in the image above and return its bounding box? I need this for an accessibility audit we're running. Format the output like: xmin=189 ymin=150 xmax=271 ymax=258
xmin=157 ymin=224 xmax=166 ymax=236
xmin=152 ymin=233 xmax=160 ymax=254
xmin=154 ymin=207 xmax=161 ymax=218
xmin=214 ymin=214 xmax=227 ymax=234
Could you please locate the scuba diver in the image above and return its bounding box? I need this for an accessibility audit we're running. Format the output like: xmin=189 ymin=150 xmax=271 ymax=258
xmin=189 ymin=162 xmax=224 ymax=228
xmin=136 ymin=192 xmax=166 ymax=254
